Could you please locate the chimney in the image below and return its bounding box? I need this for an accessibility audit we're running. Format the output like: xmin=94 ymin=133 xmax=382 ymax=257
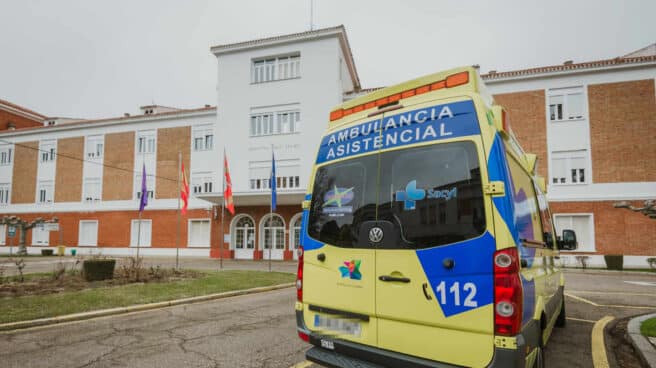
xmin=204 ymin=104 xmax=210 ymax=108
xmin=488 ymin=70 xmax=497 ymax=74
xmin=563 ymin=60 xmax=573 ymax=65
xmin=124 ymin=113 xmax=130 ymax=117
xmin=471 ymin=64 xmax=480 ymax=70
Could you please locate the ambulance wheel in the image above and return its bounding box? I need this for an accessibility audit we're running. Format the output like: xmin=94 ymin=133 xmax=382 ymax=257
xmin=555 ymin=298 xmax=566 ymax=328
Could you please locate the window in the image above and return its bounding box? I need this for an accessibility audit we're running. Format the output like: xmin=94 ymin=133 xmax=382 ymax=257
xmin=130 ymin=220 xmax=152 ymax=247
xmin=192 ymin=126 xmax=214 ymax=151
xmin=135 ymin=173 xmax=154 ymax=200
xmin=40 ymin=141 xmax=56 ymax=163
xmin=0 ymin=145 xmax=12 ymax=165
xmin=0 ymin=225 xmax=5 ymax=245
xmin=0 ymin=183 xmax=9 ymax=205
xmin=291 ymin=215 xmax=302 ymax=252
xmin=551 ymin=150 xmax=588 ymax=184
xmin=191 ymin=173 xmax=213 ymax=194
xmin=250 ymin=110 xmax=300 ymax=137
xmin=188 ymin=219 xmax=211 ymax=247
xmin=78 ymin=220 xmax=98 ymax=246
xmin=86 ymin=136 xmax=104 ymax=159
xmin=554 ymin=214 xmax=594 ymax=252
xmin=137 ymin=132 xmax=156 ymax=154
xmin=251 ymin=54 xmax=300 ymax=83
xmin=548 ymin=88 xmax=586 ymax=122
xmin=262 ymin=215 xmax=285 ymax=250
xmin=507 ymin=156 xmax=543 ymax=243
xmin=83 ymin=178 xmax=101 ymax=202
xmin=249 ymin=160 xmax=300 ymax=190
xmin=37 ymin=181 xmax=54 ymax=203
xmin=234 ymin=216 xmax=255 ymax=249
xmin=308 ymin=142 xmax=485 ymax=248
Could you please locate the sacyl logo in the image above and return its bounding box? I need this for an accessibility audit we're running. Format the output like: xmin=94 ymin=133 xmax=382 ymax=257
xmin=395 ymin=180 xmax=425 ymax=210
xmin=395 ymin=180 xmax=458 ymax=210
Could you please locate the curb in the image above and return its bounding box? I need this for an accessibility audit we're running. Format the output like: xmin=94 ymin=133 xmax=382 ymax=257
xmin=0 ymin=282 xmax=295 ymax=332
xmin=627 ymin=313 xmax=656 ymax=368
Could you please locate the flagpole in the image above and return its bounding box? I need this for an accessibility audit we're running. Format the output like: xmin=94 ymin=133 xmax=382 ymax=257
xmin=137 ymin=161 xmax=143 ymax=263
xmin=220 ymin=148 xmax=225 ymax=270
xmin=269 ymin=145 xmax=273 ymax=272
xmin=176 ymin=151 xmax=181 ymax=270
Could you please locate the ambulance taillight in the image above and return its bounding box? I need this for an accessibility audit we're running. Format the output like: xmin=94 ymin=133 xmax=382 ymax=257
xmin=493 ymin=247 xmax=523 ymax=336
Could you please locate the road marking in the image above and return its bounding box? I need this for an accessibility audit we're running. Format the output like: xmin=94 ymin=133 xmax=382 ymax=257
xmin=289 ymin=361 xmax=313 ymax=368
xmin=623 ymin=281 xmax=656 ymax=287
xmin=568 ymin=290 xmax=656 ymax=297
xmin=591 ymin=316 xmax=614 ymax=368
xmin=567 ymin=317 xmax=596 ymax=324
xmin=565 ymin=292 xmax=656 ymax=310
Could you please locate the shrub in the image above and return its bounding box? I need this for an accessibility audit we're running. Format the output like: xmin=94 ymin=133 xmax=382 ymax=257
xmin=41 ymin=249 xmax=54 ymax=256
xmin=82 ymin=259 xmax=116 ymax=281
xmin=604 ymin=255 xmax=623 ymax=271
xmin=647 ymin=258 xmax=656 ymax=270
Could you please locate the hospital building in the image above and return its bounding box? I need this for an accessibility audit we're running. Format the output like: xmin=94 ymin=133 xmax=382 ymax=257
xmin=0 ymin=26 xmax=654 ymax=267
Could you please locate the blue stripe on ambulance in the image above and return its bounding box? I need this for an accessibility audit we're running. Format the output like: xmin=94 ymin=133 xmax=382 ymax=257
xmin=415 ymin=232 xmax=496 ymax=317
xmin=487 ymin=132 xmax=536 ymax=326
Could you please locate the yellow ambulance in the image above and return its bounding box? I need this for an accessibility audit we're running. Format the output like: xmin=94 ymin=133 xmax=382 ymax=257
xmin=295 ymin=66 xmax=578 ymax=368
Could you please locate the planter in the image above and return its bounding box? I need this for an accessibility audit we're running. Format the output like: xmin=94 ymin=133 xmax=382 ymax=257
xmin=41 ymin=249 xmax=54 ymax=256
xmin=604 ymin=255 xmax=624 ymax=271
xmin=82 ymin=259 xmax=116 ymax=281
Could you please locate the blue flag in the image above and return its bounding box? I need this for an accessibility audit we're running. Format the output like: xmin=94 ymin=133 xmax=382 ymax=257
xmin=139 ymin=163 xmax=148 ymax=212
xmin=270 ymin=151 xmax=277 ymax=211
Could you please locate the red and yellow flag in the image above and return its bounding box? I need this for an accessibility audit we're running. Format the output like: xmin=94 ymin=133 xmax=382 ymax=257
xmin=224 ymin=152 xmax=235 ymax=215
xmin=181 ymin=162 xmax=190 ymax=215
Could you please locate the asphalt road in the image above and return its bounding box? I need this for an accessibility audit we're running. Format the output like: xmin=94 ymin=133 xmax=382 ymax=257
xmin=1 ymin=268 xmax=655 ymax=368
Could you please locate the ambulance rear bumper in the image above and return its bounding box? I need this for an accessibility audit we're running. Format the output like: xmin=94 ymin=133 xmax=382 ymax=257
xmin=297 ymin=310 xmax=532 ymax=368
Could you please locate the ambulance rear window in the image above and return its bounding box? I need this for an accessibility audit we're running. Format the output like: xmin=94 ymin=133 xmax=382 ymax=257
xmin=308 ymin=141 xmax=485 ymax=249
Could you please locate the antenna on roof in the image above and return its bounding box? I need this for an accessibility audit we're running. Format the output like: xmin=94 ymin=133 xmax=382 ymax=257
xmin=309 ymin=0 xmax=315 ymax=31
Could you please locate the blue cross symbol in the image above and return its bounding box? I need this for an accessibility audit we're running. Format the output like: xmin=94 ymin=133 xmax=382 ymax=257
xmin=395 ymin=180 xmax=426 ymax=210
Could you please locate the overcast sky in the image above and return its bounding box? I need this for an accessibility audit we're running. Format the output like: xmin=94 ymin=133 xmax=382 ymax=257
xmin=1 ymin=0 xmax=654 ymax=119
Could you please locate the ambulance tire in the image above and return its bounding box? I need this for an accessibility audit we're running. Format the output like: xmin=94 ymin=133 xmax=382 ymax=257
xmin=555 ymin=298 xmax=566 ymax=328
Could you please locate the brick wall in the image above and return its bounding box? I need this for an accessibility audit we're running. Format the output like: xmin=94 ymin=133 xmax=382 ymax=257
xmin=0 ymin=109 xmax=42 ymax=130
xmin=588 ymin=79 xmax=656 ymax=183
xmin=156 ymin=126 xmax=191 ymax=199
xmin=5 ymin=206 xmax=303 ymax=254
xmin=493 ymin=90 xmax=548 ymax=179
xmin=55 ymin=136 xmax=84 ymax=202
xmin=11 ymin=141 xmax=38 ymax=203
xmin=550 ymin=200 xmax=656 ymax=256
xmin=103 ymin=131 xmax=134 ymax=200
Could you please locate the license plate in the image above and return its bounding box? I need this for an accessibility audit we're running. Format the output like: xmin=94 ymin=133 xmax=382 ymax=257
xmin=314 ymin=315 xmax=362 ymax=337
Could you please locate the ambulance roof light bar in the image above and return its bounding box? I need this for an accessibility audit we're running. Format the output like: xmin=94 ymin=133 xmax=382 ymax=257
xmin=330 ymin=71 xmax=470 ymax=122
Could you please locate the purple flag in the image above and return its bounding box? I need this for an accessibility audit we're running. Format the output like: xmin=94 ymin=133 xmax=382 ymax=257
xmin=139 ymin=163 xmax=148 ymax=212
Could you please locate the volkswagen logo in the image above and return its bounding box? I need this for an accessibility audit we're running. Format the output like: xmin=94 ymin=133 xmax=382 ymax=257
xmin=369 ymin=227 xmax=384 ymax=243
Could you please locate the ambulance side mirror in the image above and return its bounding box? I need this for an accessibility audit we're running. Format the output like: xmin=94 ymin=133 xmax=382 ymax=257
xmin=557 ymin=229 xmax=578 ymax=250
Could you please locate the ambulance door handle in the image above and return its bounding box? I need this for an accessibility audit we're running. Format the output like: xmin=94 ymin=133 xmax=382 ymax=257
xmin=379 ymin=275 xmax=411 ymax=283
xmin=422 ymin=283 xmax=432 ymax=300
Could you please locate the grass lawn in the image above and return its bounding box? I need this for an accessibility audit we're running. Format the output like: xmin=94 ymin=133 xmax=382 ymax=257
xmin=641 ymin=317 xmax=656 ymax=337
xmin=0 ymin=270 xmax=294 ymax=324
